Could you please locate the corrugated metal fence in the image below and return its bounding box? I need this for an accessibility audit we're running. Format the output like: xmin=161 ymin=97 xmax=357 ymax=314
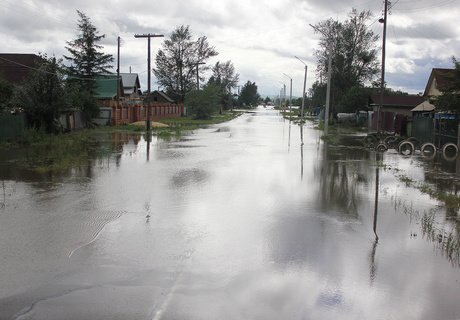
xmin=0 ymin=114 xmax=25 ymax=140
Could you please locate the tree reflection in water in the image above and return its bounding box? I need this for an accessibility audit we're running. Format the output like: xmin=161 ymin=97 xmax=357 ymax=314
xmin=315 ymin=141 xmax=371 ymax=216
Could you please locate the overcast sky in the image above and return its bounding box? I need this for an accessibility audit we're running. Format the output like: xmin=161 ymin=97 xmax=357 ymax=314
xmin=1 ymin=0 xmax=459 ymax=97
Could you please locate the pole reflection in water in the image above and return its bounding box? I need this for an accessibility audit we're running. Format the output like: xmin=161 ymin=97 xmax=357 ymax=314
xmin=300 ymin=124 xmax=304 ymax=179
xmin=146 ymin=132 xmax=151 ymax=162
xmin=369 ymin=152 xmax=381 ymax=285
xmin=373 ymin=152 xmax=380 ymax=241
xmin=288 ymin=120 xmax=291 ymax=152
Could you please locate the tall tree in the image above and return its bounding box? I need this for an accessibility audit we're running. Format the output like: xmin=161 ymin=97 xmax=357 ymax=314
xmin=64 ymin=10 xmax=114 ymax=91
xmin=153 ymin=25 xmax=218 ymax=102
xmin=432 ymin=57 xmax=460 ymax=115
xmin=207 ymin=60 xmax=239 ymax=111
xmin=14 ymin=55 xmax=67 ymax=133
xmin=239 ymin=81 xmax=260 ymax=107
xmin=312 ymin=9 xmax=379 ymax=107
xmin=0 ymin=74 xmax=13 ymax=113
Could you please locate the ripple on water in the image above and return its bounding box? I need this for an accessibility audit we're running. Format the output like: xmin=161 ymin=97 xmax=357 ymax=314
xmin=68 ymin=210 xmax=127 ymax=258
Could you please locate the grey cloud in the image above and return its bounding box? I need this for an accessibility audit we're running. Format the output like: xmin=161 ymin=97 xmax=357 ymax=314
xmin=385 ymin=56 xmax=453 ymax=93
xmin=390 ymin=23 xmax=456 ymax=40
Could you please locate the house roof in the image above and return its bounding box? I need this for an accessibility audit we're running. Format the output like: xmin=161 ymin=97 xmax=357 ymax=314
xmin=120 ymin=73 xmax=140 ymax=90
xmin=144 ymin=90 xmax=175 ymax=103
xmin=411 ymin=100 xmax=435 ymax=112
xmin=370 ymin=95 xmax=426 ymax=107
xmin=423 ymin=68 xmax=455 ymax=96
xmin=94 ymin=75 xmax=123 ymax=99
xmin=156 ymin=91 xmax=174 ymax=103
xmin=0 ymin=53 xmax=43 ymax=84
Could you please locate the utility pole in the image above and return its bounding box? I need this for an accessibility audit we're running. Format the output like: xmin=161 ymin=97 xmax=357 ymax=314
xmin=134 ymin=33 xmax=164 ymax=131
xmin=295 ymin=56 xmax=308 ymax=121
xmin=325 ymin=41 xmax=332 ymax=135
xmin=310 ymin=23 xmax=332 ymax=135
xmin=195 ymin=62 xmax=205 ymax=90
xmin=378 ymin=0 xmax=389 ymax=134
xmin=116 ymin=36 xmax=120 ymax=109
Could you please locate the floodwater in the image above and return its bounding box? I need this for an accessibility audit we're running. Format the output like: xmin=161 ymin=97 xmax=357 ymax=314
xmin=0 ymin=107 xmax=459 ymax=320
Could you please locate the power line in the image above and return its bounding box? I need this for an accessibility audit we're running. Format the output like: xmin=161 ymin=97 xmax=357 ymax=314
xmin=393 ymin=0 xmax=457 ymax=12
xmin=0 ymin=56 xmax=118 ymax=82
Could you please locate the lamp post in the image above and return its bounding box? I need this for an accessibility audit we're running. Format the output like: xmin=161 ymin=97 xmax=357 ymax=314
xmin=283 ymin=73 xmax=292 ymax=118
xmin=309 ymin=23 xmax=332 ymax=135
xmin=295 ymin=56 xmax=308 ymax=121
xmin=278 ymin=81 xmax=286 ymax=112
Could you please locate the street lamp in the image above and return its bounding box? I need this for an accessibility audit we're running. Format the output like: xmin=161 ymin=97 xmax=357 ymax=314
xmin=309 ymin=23 xmax=332 ymax=135
xmin=278 ymin=81 xmax=286 ymax=111
xmin=295 ymin=56 xmax=308 ymax=121
xmin=283 ymin=73 xmax=292 ymax=117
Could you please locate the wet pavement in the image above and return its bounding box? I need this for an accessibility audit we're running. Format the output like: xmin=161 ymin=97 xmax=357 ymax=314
xmin=0 ymin=107 xmax=459 ymax=320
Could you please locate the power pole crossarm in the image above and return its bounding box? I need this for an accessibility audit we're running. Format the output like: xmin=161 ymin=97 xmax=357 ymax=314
xmin=134 ymin=33 xmax=164 ymax=131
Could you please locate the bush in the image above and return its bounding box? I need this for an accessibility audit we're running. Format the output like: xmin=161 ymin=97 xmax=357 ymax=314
xmin=185 ymin=84 xmax=220 ymax=119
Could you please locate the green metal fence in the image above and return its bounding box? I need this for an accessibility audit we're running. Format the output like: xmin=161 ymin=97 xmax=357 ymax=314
xmin=412 ymin=117 xmax=434 ymax=144
xmin=0 ymin=114 xmax=25 ymax=141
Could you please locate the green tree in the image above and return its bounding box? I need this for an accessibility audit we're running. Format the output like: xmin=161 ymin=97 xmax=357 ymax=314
xmin=309 ymin=80 xmax=327 ymax=108
xmin=312 ymin=9 xmax=379 ymax=106
xmin=66 ymin=83 xmax=99 ymax=123
xmin=239 ymin=81 xmax=260 ymax=107
xmin=207 ymin=60 xmax=239 ymax=112
xmin=185 ymin=84 xmax=220 ymax=119
xmin=14 ymin=55 xmax=68 ymax=133
xmin=64 ymin=10 xmax=114 ymax=91
xmin=154 ymin=25 xmax=218 ymax=102
xmin=432 ymin=57 xmax=460 ymax=115
xmin=0 ymin=74 xmax=13 ymax=113
xmin=338 ymin=86 xmax=370 ymax=113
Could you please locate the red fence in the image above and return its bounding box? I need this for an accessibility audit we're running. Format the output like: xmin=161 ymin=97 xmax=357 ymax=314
xmin=99 ymin=101 xmax=184 ymax=125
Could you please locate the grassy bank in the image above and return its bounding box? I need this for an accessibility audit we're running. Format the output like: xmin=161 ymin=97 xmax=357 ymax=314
xmin=0 ymin=111 xmax=242 ymax=173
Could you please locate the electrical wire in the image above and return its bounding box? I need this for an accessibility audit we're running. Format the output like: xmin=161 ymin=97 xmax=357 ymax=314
xmin=0 ymin=56 xmax=118 ymax=81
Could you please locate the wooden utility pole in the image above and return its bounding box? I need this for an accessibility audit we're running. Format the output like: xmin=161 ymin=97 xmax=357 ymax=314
xmin=116 ymin=36 xmax=120 ymax=109
xmin=195 ymin=62 xmax=205 ymax=90
xmin=378 ymin=0 xmax=389 ymax=134
xmin=134 ymin=33 xmax=164 ymax=131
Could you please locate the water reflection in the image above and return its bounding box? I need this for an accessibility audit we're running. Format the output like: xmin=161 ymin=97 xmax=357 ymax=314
xmin=370 ymin=153 xmax=380 ymax=285
xmin=300 ymin=124 xmax=304 ymax=180
xmin=315 ymin=141 xmax=371 ymax=215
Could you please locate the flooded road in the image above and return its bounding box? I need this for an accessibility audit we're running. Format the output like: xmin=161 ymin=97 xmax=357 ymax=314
xmin=0 ymin=107 xmax=459 ymax=320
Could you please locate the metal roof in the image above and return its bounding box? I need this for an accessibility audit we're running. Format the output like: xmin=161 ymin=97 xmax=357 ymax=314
xmin=411 ymin=100 xmax=435 ymax=112
xmin=120 ymin=73 xmax=140 ymax=89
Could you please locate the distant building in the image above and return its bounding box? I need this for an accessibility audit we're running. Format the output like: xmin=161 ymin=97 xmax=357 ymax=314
xmin=424 ymin=68 xmax=455 ymax=97
xmin=120 ymin=73 xmax=141 ymax=100
xmin=369 ymin=95 xmax=426 ymax=117
xmin=0 ymin=53 xmax=43 ymax=85
xmin=144 ymin=90 xmax=176 ymax=104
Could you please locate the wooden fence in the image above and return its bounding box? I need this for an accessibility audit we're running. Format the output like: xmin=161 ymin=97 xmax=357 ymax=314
xmin=99 ymin=101 xmax=184 ymax=125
